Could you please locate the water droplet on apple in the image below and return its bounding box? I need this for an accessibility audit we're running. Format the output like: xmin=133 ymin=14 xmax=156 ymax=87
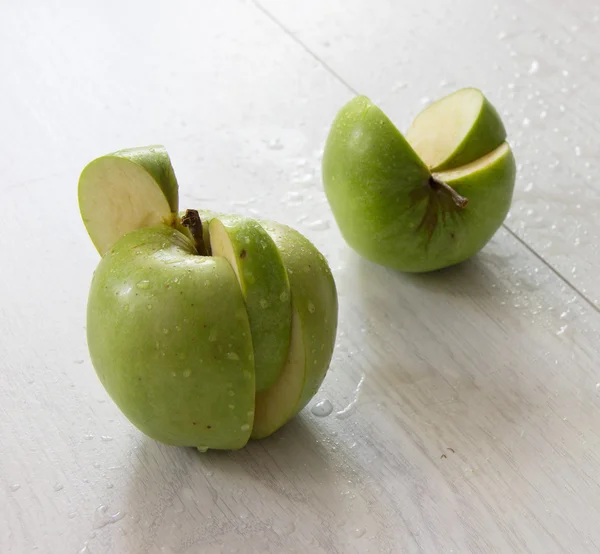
xmin=259 ymin=299 xmax=269 ymax=309
xmin=228 ymin=404 xmax=235 ymax=410
xmin=228 ymin=390 xmax=235 ymax=397
xmin=227 ymin=352 xmax=240 ymax=361
xmin=208 ymin=328 xmax=218 ymax=342
xmin=307 ymin=302 xmax=316 ymax=314
xmin=146 ymin=304 xmax=153 ymax=310
xmin=240 ymin=424 xmax=250 ymax=431
xmin=280 ymin=291 xmax=289 ymax=302
xmin=163 ymin=328 xmax=169 ymax=334
xmin=136 ymin=280 xmax=150 ymax=289
xmin=10 ymin=483 xmax=20 ymax=492
xmin=311 ymin=399 xmax=333 ymax=417
xmin=183 ymin=369 xmax=191 ymax=378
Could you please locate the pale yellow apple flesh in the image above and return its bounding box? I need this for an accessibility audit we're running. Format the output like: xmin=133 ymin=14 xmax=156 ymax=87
xmin=405 ymin=88 xmax=506 ymax=171
xmin=78 ymin=146 xmax=178 ymax=255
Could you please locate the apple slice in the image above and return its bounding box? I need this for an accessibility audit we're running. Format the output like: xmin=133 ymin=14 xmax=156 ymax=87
xmin=251 ymin=221 xmax=338 ymax=439
xmin=86 ymin=224 xmax=255 ymax=450
xmin=208 ymin=215 xmax=292 ymax=392
xmin=79 ymin=145 xmax=179 ymax=255
xmin=434 ymin=141 xmax=516 ymax=231
xmin=405 ymin=88 xmax=506 ymax=171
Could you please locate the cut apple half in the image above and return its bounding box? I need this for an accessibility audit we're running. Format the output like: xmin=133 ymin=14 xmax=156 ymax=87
xmin=78 ymin=145 xmax=179 ymax=255
xmin=405 ymin=87 xmax=506 ymax=172
xmin=209 ymin=215 xmax=292 ymax=392
xmin=251 ymin=221 xmax=338 ymax=439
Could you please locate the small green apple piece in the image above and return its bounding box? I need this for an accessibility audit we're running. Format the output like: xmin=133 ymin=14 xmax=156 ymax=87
xmin=209 ymin=215 xmax=292 ymax=392
xmin=251 ymin=221 xmax=338 ymax=439
xmin=79 ymin=145 xmax=179 ymax=255
xmin=405 ymin=87 xmax=506 ymax=171
xmin=86 ymin=224 xmax=255 ymax=450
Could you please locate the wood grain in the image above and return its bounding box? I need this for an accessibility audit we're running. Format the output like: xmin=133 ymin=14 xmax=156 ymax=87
xmin=1 ymin=1 xmax=600 ymax=553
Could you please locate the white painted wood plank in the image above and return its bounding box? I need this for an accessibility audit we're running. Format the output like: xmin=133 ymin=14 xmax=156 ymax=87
xmin=1 ymin=1 xmax=600 ymax=553
xmin=257 ymin=0 xmax=600 ymax=307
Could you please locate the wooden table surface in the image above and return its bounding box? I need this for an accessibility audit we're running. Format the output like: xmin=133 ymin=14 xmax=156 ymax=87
xmin=2 ymin=1 xmax=600 ymax=552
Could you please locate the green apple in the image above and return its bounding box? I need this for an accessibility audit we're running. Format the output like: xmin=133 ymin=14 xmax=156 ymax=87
xmin=87 ymin=224 xmax=255 ymax=450
xmin=322 ymin=88 xmax=516 ymax=273
xmin=78 ymin=145 xmax=179 ymax=255
xmin=209 ymin=215 xmax=292 ymax=392
xmin=251 ymin=221 xmax=338 ymax=439
xmin=79 ymin=145 xmax=338 ymax=450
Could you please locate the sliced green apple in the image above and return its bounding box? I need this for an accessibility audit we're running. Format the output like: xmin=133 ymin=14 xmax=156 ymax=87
xmin=78 ymin=145 xmax=179 ymax=255
xmin=86 ymin=224 xmax=255 ymax=450
xmin=405 ymin=87 xmax=506 ymax=171
xmin=251 ymin=221 xmax=338 ymax=439
xmin=209 ymin=215 xmax=292 ymax=392
xmin=323 ymin=91 xmax=516 ymax=272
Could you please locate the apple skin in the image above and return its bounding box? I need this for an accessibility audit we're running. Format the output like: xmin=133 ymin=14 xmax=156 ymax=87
xmin=86 ymin=224 xmax=255 ymax=450
xmin=322 ymin=95 xmax=516 ymax=273
xmin=209 ymin=215 xmax=292 ymax=392
xmin=251 ymin=220 xmax=338 ymax=439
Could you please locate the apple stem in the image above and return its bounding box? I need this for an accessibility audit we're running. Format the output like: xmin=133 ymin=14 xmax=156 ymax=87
xmin=429 ymin=176 xmax=468 ymax=209
xmin=181 ymin=209 xmax=208 ymax=255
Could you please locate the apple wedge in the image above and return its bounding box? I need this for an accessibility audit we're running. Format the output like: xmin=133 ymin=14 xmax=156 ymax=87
xmin=251 ymin=221 xmax=338 ymax=439
xmin=86 ymin=224 xmax=255 ymax=450
xmin=405 ymin=87 xmax=506 ymax=171
xmin=209 ymin=215 xmax=292 ymax=392
xmin=78 ymin=145 xmax=179 ymax=255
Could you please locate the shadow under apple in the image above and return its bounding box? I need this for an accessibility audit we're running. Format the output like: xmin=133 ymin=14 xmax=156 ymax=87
xmin=121 ymin=414 xmax=360 ymax=553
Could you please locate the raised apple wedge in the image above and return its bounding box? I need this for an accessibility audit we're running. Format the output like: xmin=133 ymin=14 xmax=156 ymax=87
xmin=322 ymin=88 xmax=516 ymax=273
xmin=79 ymin=145 xmax=179 ymax=255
